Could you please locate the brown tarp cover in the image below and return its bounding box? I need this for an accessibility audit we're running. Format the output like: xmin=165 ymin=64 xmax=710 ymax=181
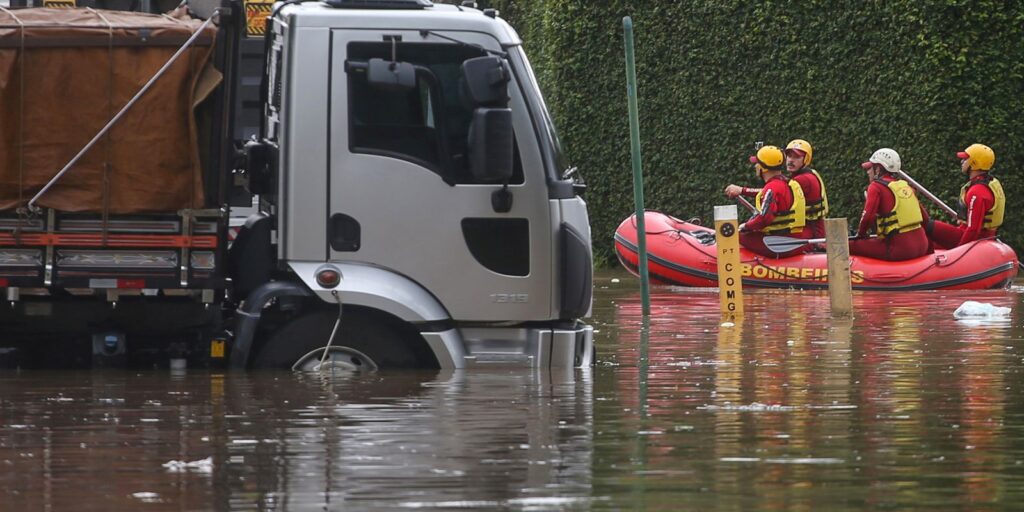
xmin=0 ymin=8 xmax=218 ymax=213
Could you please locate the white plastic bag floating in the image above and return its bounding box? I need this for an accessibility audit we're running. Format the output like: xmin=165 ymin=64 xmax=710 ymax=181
xmin=953 ymin=301 xmax=1011 ymax=319
xmin=163 ymin=456 xmax=213 ymax=473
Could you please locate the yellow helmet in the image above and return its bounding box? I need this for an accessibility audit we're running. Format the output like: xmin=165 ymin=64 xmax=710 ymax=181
xmin=785 ymin=139 xmax=813 ymax=165
xmin=956 ymin=143 xmax=994 ymax=171
xmin=749 ymin=145 xmax=785 ymax=172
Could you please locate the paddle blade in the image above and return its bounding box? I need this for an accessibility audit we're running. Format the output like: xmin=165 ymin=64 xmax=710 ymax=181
xmin=763 ymin=235 xmax=811 ymax=254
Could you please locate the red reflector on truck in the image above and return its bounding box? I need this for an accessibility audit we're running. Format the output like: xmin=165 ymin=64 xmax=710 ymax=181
xmin=117 ymin=279 xmax=146 ymax=289
xmin=0 ymin=278 xmax=8 ymax=287
xmin=315 ymin=265 xmax=342 ymax=288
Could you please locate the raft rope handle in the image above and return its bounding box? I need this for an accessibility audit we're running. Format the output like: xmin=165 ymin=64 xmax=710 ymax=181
xmin=746 ymin=237 xmax=994 ymax=285
xmin=629 ymin=210 xmax=692 ymax=236
xmin=681 ymin=229 xmax=993 ymax=285
xmin=628 ymin=212 xmax=718 ymax=249
xmin=855 ymin=238 xmax=993 ymax=284
xmin=931 ymin=237 xmax=992 ymax=268
xmin=667 ymin=222 xmax=936 ymax=284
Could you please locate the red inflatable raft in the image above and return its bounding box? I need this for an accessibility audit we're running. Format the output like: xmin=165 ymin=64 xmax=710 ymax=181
xmin=615 ymin=211 xmax=1018 ymax=290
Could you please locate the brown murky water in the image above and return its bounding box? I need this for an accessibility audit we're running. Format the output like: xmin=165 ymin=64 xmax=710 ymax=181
xmin=2 ymin=271 xmax=1024 ymax=510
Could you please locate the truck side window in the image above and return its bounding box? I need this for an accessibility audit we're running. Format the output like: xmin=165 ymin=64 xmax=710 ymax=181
xmin=347 ymin=42 xmax=524 ymax=185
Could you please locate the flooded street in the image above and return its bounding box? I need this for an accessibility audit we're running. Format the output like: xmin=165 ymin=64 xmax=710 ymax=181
xmin=3 ymin=271 xmax=1024 ymax=510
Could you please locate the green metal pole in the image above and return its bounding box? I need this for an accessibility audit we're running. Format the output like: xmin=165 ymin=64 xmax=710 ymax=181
xmin=623 ymin=16 xmax=650 ymax=316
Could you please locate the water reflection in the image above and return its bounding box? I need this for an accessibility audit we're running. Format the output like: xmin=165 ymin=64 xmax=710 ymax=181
xmin=0 ymin=369 xmax=595 ymax=510
xmin=1 ymin=279 xmax=1023 ymax=510
xmin=597 ymin=282 xmax=1024 ymax=509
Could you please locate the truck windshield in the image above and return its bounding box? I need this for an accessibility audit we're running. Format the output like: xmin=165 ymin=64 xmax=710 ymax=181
xmin=507 ymin=46 xmax=573 ymax=180
xmin=347 ymin=42 xmax=524 ymax=185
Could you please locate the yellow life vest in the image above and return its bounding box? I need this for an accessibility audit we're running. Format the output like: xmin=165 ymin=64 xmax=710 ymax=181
xmin=875 ymin=178 xmax=923 ymax=237
xmin=755 ymin=178 xmax=806 ymax=235
xmin=957 ymin=176 xmax=1004 ymax=230
xmin=795 ymin=168 xmax=829 ymax=221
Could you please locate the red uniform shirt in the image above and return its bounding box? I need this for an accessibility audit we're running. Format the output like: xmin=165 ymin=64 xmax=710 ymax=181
xmin=744 ymin=175 xmax=795 ymax=232
xmin=958 ymin=177 xmax=996 ymax=245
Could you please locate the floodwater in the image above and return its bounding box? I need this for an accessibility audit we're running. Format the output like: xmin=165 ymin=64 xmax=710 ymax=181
xmin=3 ymin=272 xmax=1024 ymax=510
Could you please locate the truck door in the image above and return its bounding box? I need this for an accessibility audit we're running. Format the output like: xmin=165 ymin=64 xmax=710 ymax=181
xmin=328 ymin=30 xmax=553 ymax=322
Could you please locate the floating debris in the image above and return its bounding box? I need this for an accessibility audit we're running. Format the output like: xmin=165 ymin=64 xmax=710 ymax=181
xmin=954 ymin=301 xmax=1011 ymax=318
xmin=132 ymin=492 xmax=161 ymax=503
xmin=163 ymin=456 xmax=213 ymax=474
xmin=701 ymin=402 xmax=798 ymax=412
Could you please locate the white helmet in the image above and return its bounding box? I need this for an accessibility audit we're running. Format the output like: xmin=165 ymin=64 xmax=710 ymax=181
xmin=865 ymin=148 xmax=901 ymax=174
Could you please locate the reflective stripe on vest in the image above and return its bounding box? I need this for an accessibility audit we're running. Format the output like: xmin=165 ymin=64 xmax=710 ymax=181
xmin=956 ymin=175 xmax=1004 ymax=230
xmin=875 ymin=178 xmax=923 ymax=237
xmin=755 ymin=178 xmax=807 ymax=235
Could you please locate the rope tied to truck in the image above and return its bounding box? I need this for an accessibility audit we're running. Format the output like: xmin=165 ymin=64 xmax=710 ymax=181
xmin=315 ymin=290 xmax=345 ymax=374
xmin=87 ymin=6 xmax=116 ymax=245
xmin=162 ymin=6 xmax=202 ymax=217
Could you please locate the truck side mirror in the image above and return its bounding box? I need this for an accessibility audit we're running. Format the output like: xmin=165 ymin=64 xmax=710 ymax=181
xmin=244 ymin=140 xmax=274 ymax=195
xmin=185 ymin=0 xmax=220 ymax=20
xmin=367 ymin=58 xmax=416 ymax=91
xmin=468 ymin=107 xmax=513 ymax=184
xmin=462 ymin=56 xmax=513 ymax=184
xmin=461 ymin=56 xmax=509 ymax=106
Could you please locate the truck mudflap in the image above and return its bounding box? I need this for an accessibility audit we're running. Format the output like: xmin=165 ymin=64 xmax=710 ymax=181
xmin=421 ymin=323 xmax=594 ymax=370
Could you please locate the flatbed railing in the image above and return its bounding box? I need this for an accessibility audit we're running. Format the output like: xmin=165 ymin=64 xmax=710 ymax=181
xmin=0 ymin=209 xmax=225 ymax=290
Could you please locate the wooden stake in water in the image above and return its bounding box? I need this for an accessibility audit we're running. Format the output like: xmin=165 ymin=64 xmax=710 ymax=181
xmin=825 ymin=218 xmax=853 ymax=316
xmin=623 ymin=16 xmax=650 ymax=316
xmin=714 ymin=205 xmax=743 ymax=321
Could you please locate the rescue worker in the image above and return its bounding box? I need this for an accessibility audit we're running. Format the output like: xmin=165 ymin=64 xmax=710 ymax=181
xmin=784 ymin=139 xmax=829 ymax=238
xmin=925 ymin=144 xmax=1004 ymax=249
xmin=724 ymin=145 xmax=807 ymax=257
xmin=849 ymin=148 xmax=930 ymax=261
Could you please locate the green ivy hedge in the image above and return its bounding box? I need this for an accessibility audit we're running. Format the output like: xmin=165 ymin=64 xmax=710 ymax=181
xmin=491 ymin=0 xmax=1024 ymax=266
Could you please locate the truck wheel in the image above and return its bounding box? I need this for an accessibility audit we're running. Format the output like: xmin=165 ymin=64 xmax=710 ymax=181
xmin=252 ymin=310 xmax=422 ymax=370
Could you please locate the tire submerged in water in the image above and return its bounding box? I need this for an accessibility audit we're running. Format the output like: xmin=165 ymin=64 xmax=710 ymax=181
xmin=252 ymin=310 xmax=430 ymax=371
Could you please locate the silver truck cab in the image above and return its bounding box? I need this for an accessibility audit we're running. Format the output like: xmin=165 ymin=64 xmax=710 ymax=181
xmin=238 ymin=0 xmax=593 ymax=371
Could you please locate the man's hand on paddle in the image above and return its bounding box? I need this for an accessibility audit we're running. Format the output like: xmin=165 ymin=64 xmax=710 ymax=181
xmin=724 ymin=184 xmax=743 ymax=198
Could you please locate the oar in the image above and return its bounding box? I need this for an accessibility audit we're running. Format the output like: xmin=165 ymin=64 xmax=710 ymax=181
xmin=894 ymin=169 xmax=957 ymax=219
xmin=736 ymin=195 xmax=757 ymax=213
xmin=764 ymin=234 xmax=874 ymax=254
